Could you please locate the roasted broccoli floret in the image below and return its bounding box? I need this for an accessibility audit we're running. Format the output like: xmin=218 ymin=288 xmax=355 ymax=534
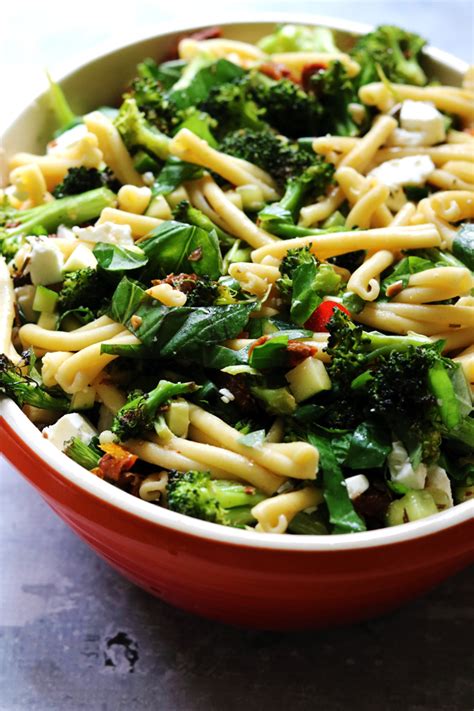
xmin=152 ymin=273 xmax=219 ymax=307
xmin=167 ymin=470 xmax=265 ymax=526
xmin=0 ymin=188 xmax=116 ymax=258
xmin=276 ymin=247 xmax=316 ymax=300
xmin=114 ymin=98 xmax=170 ymax=161
xmin=258 ymin=160 xmax=334 ymax=232
xmin=56 ymin=268 xmax=108 ymax=314
xmin=111 ymin=380 xmax=197 ymax=441
xmin=309 ymin=61 xmax=369 ymax=136
xmin=220 ymin=129 xmax=321 ymax=187
xmin=247 ymin=72 xmax=320 ymax=138
xmin=0 ymin=354 xmax=70 ymax=410
xmin=126 ymin=76 xmax=185 ymax=135
xmin=351 ymin=25 xmax=427 ymax=87
xmin=199 ymin=77 xmax=266 ymax=137
xmin=52 ymin=167 xmax=120 ymax=198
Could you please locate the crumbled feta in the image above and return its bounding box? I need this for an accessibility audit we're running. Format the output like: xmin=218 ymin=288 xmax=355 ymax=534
xmin=387 ymin=128 xmax=428 ymax=147
xmin=142 ymin=171 xmax=155 ymax=186
xmin=368 ymin=155 xmax=436 ymax=189
xmin=73 ymin=221 xmax=134 ymax=246
xmin=426 ymin=465 xmax=453 ymax=506
xmin=15 ymin=285 xmax=36 ymax=322
xmin=43 ymin=413 xmax=97 ymax=451
xmin=99 ymin=429 xmax=118 ymax=445
xmin=388 ymin=441 xmax=427 ymax=490
xmin=218 ymin=388 xmax=235 ymax=403
xmin=344 ymin=474 xmax=370 ymax=500
xmin=28 ymin=237 xmax=64 ymax=285
xmin=63 ymin=243 xmax=98 ymax=272
xmin=47 ymin=124 xmax=88 ymax=154
xmin=56 ymin=224 xmax=76 ymax=240
xmin=400 ymin=100 xmax=446 ymax=145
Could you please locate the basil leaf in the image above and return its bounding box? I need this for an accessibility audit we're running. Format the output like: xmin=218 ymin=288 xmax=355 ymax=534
xmin=176 ymin=110 xmax=218 ymax=147
xmin=137 ymin=57 xmax=186 ymax=89
xmin=290 ymin=262 xmax=341 ymax=325
xmin=308 ymin=432 xmax=366 ymax=534
xmin=140 ymin=220 xmax=222 ymax=280
xmin=152 ymin=157 xmax=204 ymax=196
xmin=93 ymin=242 xmax=148 ymax=272
xmin=57 ymin=307 xmax=96 ymax=328
xmin=452 ymin=223 xmax=474 ymax=271
xmin=108 ymin=278 xmax=147 ymax=324
xmin=169 ymin=59 xmax=245 ymax=108
xmin=249 ymin=334 xmax=289 ymax=369
xmin=344 ymin=422 xmax=391 ymax=469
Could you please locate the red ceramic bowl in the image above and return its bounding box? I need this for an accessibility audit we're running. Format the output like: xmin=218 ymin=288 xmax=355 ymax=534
xmin=1 ymin=16 xmax=473 ymax=630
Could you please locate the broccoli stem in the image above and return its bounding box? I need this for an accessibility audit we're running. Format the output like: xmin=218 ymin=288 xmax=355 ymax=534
xmin=174 ymin=201 xmax=236 ymax=246
xmin=46 ymin=71 xmax=81 ymax=131
xmin=5 ymin=187 xmax=116 ymax=238
xmin=0 ymin=355 xmax=70 ymax=410
xmin=364 ymin=331 xmax=432 ymax=357
xmin=64 ymin=436 xmax=101 ymax=470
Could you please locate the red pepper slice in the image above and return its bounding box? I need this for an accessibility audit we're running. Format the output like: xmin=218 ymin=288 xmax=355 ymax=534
xmin=304 ymin=301 xmax=350 ymax=333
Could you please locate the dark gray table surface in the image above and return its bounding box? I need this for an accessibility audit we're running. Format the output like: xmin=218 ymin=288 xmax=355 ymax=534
xmin=1 ymin=2 xmax=473 ymax=709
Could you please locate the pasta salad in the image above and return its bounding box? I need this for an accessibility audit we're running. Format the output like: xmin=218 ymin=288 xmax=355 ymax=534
xmin=1 ymin=23 xmax=473 ymax=535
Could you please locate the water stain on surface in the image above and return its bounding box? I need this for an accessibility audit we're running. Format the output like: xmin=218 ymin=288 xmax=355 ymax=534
xmin=103 ymin=631 xmax=139 ymax=673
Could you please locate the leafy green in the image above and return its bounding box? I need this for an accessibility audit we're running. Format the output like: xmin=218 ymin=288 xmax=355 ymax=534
xmin=452 ymin=223 xmax=474 ymax=271
xmin=93 ymin=242 xmax=148 ymax=272
xmin=308 ymin=431 xmax=366 ymax=533
xmin=151 ymin=157 xmax=204 ymax=196
xmin=140 ymin=220 xmax=222 ymax=280
xmin=169 ymin=59 xmax=245 ymax=109
xmin=380 ymin=256 xmax=434 ymax=299
xmin=344 ymin=422 xmax=391 ymax=469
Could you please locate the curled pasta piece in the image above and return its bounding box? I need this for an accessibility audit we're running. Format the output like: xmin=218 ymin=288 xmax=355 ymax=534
xmin=41 ymin=351 xmax=73 ymax=387
xmin=138 ymin=471 xmax=169 ymax=502
xmin=251 ymin=224 xmax=441 ymax=263
xmin=126 ymin=439 xmax=232 ymax=479
xmin=359 ymin=82 xmax=474 ymax=120
xmin=411 ymin=197 xmax=457 ymax=248
xmin=347 ymin=250 xmax=394 ymax=301
xmin=198 ymin=176 xmax=277 ymax=248
xmin=299 ymin=187 xmax=344 ymax=227
xmin=169 ymin=129 xmax=278 ymax=200
xmin=83 ymin=111 xmax=143 ymax=186
xmin=393 ymin=267 xmax=473 ymax=303
xmin=447 ymin=130 xmax=474 ymax=144
xmin=8 ymin=133 xmax=103 ymax=191
xmin=270 ymin=51 xmax=360 ymax=79
xmin=188 ymin=404 xmax=319 ymax=480
xmin=19 ymin=317 xmax=124 ymax=352
xmin=427 ymin=169 xmax=474 ymax=192
xmin=157 ymin=433 xmax=284 ymax=495
xmin=390 ymin=202 xmax=417 ymax=226
xmin=147 ymin=283 xmax=187 ymax=307
xmin=0 ymin=257 xmax=20 ymax=362
xmin=178 ymin=37 xmax=265 ymax=64
xmin=355 ymin=302 xmax=474 ymax=335
xmin=374 ymin=144 xmax=474 ymax=168
xmin=345 ymin=182 xmax=391 ymax=229
xmin=185 ymin=180 xmax=234 ymax=231
xmin=441 ymin=160 xmax=474 ymax=183
xmin=9 ymin=163 xmax=48 ymax=206
xmin=97 ymin=207 xmax=162 ymax=238
xmin=431 ymin=328 xmax=474 ymax=353
xmin=312 ymin=136 xmax=359 ymax=163
xmin=54 ymin=331 xmax=139 ymax=393
xmin=252 ymin=488 xmax=324 ymax=534
xmin=117 ymin=185 xmax=152 ymax=214
xmin=429 ymin=191 xmax=474 ymax=222
xmin=229 ymin=262 xmax=280 ymax=297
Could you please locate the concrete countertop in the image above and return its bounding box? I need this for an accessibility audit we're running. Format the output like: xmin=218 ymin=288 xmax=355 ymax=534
xmin=1 ymin=2 xmax=473 ymax=709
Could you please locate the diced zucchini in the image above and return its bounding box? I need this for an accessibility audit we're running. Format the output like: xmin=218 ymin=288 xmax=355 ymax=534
xmin=33 ymin=285 xmax=59 ymax=314
xmin=285 ymin=357 xmax=331 ymax=403
xmin=63 ymin=243 xmax=98 ymax=272
xmin=165 ymin=399 xmax=190 ymax=437
xmin=455 ymin=485 xmax=474 ymax=504
xmin=386 ymin=490 xmax=439 ymax=526
xmin=146 ymin=194 xmax=172 ymax=219
xmin=236 ymin=184 xmax=265 ymax=211
xmin=71 ymin=386 xmax=96 ymax=410
xmin=37 ymin=311 xmax=59 ymax=330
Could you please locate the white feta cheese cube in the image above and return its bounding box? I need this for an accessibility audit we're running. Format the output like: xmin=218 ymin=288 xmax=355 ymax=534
xmin=387 ymin=128 xmax=428 ymax=147
xmin=400 ymin=100 xmax=446 ymax=145
xmin=426 ymin=465 xmax=453 ymax=506
xmin=388 ymin=441 xmax=427 ymax=490
xmin=368 ymin=155 xmax=435 ymax=192
xmin=43 ymin=413 xmax=97 ymax=452
xmin=345 ymin=474 xmax=370 ymax=500
xmin=73 ymin=221 xmax=134 ymax=247
xmin=28 ymin=237 xmax=65 ymax=285
xmin=63 ymin=243 xmax=98 ymax=272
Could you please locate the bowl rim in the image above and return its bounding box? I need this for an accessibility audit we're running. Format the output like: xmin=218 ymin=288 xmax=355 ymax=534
xmin=1 ymin=15 xmax=472 ymax=553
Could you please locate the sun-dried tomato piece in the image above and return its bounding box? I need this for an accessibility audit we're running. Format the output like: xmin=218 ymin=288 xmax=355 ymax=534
xmin=286 ymin=341 xmax=318 ymax=368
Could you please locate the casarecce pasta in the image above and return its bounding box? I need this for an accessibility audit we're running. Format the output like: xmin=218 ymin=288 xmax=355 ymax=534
xmin=0 ymin=22 xmax=473 ymax=536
